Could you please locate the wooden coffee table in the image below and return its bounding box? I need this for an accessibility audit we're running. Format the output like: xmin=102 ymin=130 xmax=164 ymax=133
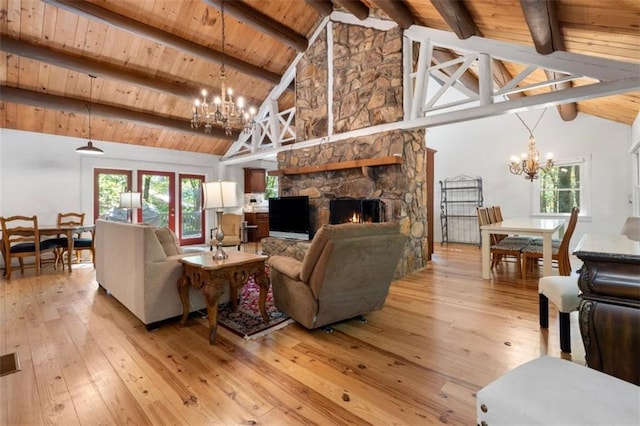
xmin=177 ymin=251 xmax=269 ymax=344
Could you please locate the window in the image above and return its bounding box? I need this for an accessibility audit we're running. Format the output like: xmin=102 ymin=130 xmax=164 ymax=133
xmin=179 ymin=174 xmax=205 ymax=245
xmin=534 ymin=157 xmax=589 ymax=215
xmin=265 ymin=175 xmax=279 ymax=199
xmin=94 ymin=168 xmax=132 ymax=222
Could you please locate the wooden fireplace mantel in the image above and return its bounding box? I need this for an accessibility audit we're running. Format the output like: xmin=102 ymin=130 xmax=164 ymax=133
xmin=268 ymin=155 xmax=403 ymax=177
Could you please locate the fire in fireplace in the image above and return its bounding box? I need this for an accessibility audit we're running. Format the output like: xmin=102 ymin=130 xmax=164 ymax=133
xmin=329 ymin=198 xmax=385 ymax=224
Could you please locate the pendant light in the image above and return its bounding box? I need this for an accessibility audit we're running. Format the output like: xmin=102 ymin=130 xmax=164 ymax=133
xmin=76 ymin=74 xmax=104 ymax=155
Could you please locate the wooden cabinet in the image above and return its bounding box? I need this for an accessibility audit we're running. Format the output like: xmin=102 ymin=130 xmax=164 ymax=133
xmin=244 ymin=168 xmax=266 ymax=193
xmin=245 ymin=212 xmax=269 ymax=242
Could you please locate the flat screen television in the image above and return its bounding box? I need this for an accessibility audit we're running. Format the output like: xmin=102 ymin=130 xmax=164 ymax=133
xmin=268 ymin=196 xmax=311 ymax=240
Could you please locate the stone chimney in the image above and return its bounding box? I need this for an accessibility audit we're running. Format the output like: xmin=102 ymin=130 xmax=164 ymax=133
xmin=278 ymin=22 xmax=428 ymax=277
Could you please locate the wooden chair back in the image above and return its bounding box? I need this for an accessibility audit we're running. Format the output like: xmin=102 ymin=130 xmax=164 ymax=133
xmin=487 ymin=207 xmax=498 ymax=224
xmin=0 ymin=215 xmax=42 ymax=278
xmin=1 ymin=215 xmax=39 ymax=252
xmin=492 ymin=206 xmax=504 ymax=222
xmin=557 ymin=207 xmax=580 ymax=267
xmin=58 ymin=212 xmax=85 ymax=237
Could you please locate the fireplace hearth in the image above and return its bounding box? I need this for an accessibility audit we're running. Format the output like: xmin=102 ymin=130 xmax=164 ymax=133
xmin=329 ymin=198 xmax=385 ymax=224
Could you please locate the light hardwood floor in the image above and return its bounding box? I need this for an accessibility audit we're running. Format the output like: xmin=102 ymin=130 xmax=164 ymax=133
xmin=0 ymin=244 xmax=585 ymax=425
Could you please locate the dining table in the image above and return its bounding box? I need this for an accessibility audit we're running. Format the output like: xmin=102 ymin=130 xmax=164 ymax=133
xmin=480 ymin=218 xmax=566 ymax=279
xmin=39 ymin=224 xmax=95 ymax=272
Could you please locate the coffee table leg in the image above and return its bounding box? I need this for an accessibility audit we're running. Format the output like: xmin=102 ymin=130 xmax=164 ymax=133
xmin=204 ymin=294 xmax=221 ymax=344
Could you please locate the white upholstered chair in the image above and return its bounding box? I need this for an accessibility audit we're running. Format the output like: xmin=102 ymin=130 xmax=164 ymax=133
xmin=538 ymin=275 xmax=581 ymax=353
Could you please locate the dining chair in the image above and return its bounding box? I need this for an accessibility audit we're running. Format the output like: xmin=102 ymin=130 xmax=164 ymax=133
xmin=55 ymin=212 xmax=94 ymax=269
xmin=538 ymin=275 xmax=581 ymax=353
xmin=522 ymin=207 xmax=580 ymax=279
xmin=477 ymin=207 xmax=528 ymax=275
xmin=0 ymin=215 xmax=58 ymax=280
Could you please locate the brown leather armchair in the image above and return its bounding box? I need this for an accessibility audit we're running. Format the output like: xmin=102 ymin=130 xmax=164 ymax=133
xmin=268 ymin=222 xmax=406 ymax=329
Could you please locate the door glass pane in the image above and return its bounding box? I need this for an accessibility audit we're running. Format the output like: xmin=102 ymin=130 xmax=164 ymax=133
xmin=181 ymin=176 xmax=204 ymax=241
xmin=140 ymin=173 xmax=171 ymax=227
xmin=96 ymin=170 xmax=130 ymax=222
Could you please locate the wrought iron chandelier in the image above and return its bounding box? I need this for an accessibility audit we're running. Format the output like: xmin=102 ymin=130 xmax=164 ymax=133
xmin=191 ymin=0 xmax=255 ymax=136
xmin=508 ymin=109 xmax=554 ymax=182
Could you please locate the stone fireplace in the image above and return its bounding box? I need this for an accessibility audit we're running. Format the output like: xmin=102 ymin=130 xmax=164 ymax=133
xmin=274 ymin=22 xmax=428 ymax=278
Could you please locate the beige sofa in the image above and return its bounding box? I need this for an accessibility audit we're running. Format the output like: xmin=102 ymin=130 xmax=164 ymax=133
xmin=268 ymin=222 xmax=406 ymax=329
xmin=95 ymin=219 xmax=207 ymax=328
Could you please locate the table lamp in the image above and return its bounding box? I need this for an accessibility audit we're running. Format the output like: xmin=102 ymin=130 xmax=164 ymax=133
xmin=203 ymin=180 xmax=238 ymax=259
xmin=119 ymin=192 xmax=142 ymax=223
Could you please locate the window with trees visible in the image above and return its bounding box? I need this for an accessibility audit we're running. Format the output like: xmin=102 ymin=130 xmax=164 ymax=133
xmin=537 ymin=158 xmax=588 ymax=215
xmin=94 ymin=168 xmax=131 ymax=222
xmin=179 ymin=174 xmax=205 ymax=245
xmin=265 ymin=175 xmax=279 ymax=199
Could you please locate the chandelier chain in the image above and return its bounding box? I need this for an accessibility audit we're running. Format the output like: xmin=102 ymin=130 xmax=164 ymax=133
xmin=515 ymin=108 xmax=547 ymax=138
xmin=220 ymin=0 xmax=226 ymax=75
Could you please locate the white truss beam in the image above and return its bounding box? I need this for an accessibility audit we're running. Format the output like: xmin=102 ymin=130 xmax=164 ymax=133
xmin=223 ymin=16 xmax=639 ymax=164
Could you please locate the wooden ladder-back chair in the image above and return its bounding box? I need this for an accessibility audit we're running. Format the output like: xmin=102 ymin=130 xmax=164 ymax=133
xmin=0 ymin=215 xmax=57 ymax=280
xmin=477 ymin=207 xmax=527 ymax=275
xmin=55 ymin=212 xmax=94 ymax=269
xmin=522 ymin=207 xmax=579 ymax=279
xmin=493 ymin=206 xmax=535 ymax=246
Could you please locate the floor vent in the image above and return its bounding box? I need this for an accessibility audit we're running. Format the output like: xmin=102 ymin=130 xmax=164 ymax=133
xmin=0 ymin=352 xmax=21 ymax=377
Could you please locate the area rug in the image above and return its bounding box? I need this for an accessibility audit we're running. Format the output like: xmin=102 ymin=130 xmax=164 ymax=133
xmin=216 ymin=271 xmax=293 ymax=340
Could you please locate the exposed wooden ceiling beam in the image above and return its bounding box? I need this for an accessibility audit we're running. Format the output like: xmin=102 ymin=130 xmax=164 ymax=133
xmin=429 ymin=0 xmax=525 ymax=100
xmin=1 ymin=86 xmax=234 ymax=140
xmin=369 ymin=0 xmax=415 ymax=29
xmin=520 ymin=0 xmax=577 ymax=121
xmin=430 ymin=0 xmax=477 ymax=39
xmin=1 ymin=38 xmax=264 ymax=106
xmin=41 ymin=0 xmax=282 ymax=85
xmin=333 ymin=0 xmax=370 ymax=21
xmin=520 ymin=0 xmax=564 ymax=55
xmin=2 ymin=38 xmax=187 ymax=100
xmin=305 ymin=0 xmax=334 ymax=17
xmin=203 ymin=0 xmax=308 ymax=52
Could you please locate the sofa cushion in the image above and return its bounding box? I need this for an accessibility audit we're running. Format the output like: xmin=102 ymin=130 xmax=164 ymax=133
xmin=154 ymin=227 xmax=182 ymax=256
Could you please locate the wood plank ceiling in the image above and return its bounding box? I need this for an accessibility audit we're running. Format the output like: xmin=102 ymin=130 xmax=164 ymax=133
xmin=1 ymin=0 xmax=638 ymax=156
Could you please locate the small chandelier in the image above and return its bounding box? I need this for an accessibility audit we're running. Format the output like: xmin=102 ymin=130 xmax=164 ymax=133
xmin=191 ymin=0 xmax=255 ymax=136
xmin=508 ymin=110 xmax=554 ymax=182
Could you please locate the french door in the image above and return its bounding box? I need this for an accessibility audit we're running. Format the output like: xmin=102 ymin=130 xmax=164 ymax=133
xmin=94 ymin=168 xmax=132 ymax=222
xmin=95 ymin=169 xmax=205 ymax=245
xmin=179 ymin=174 xmax=205 ymax=245
xmin=137 ymin=171 xmax=175 ymax=230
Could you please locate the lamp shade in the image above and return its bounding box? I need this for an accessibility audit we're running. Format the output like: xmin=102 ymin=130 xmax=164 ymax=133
xmin=203 ymin=181 xmax=238 ymax=209
xmin=119 ymin=192 xmax=142 ymax=209
xmin=76 ymin=141 xmax=104 ymax=155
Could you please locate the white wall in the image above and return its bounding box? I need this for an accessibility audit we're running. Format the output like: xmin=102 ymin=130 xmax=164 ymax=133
xmin=428 ymin=108 xmax=633 ymax=248
xmin=0 ymin=129 xmax=222 ymax=230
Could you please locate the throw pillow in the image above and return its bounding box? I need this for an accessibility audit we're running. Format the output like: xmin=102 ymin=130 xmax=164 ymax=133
xmin=154 ymin=227 xmax=182 ymax=256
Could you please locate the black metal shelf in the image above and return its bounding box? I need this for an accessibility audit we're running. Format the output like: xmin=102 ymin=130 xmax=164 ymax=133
xmin=440 ymin=175 xmax=483 ymax=245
